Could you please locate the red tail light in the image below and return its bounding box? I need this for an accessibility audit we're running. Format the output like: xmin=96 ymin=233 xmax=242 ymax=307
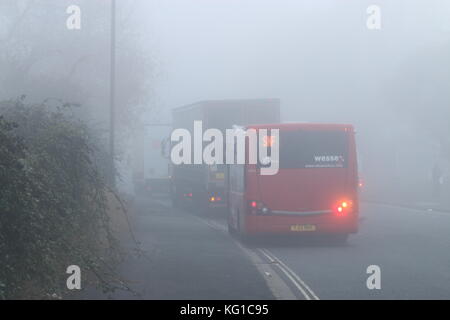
xmin=334 ymin=200 xmax=353 ymax=217
xmin=248 ymin=200 xmax=270 ymax=215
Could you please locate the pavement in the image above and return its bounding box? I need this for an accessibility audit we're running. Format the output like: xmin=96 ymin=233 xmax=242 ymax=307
xmin=81 ymin=196 xmax=273 ymax=299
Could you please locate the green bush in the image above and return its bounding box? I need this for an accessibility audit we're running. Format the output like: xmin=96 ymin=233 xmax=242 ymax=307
xmin=0 ymin=98 xmax=124 ymax=299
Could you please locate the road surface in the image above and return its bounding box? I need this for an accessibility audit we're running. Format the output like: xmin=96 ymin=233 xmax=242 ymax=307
xmin=83 ymin=195 xmax=450 ymax=299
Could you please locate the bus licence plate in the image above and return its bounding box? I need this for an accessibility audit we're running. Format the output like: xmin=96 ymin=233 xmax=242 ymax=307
xmin=290 ymin=224 xmax=316 ymax=232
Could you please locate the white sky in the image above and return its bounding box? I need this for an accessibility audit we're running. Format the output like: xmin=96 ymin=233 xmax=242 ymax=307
xmin=129 ymin=0 xmax=450 ymax=123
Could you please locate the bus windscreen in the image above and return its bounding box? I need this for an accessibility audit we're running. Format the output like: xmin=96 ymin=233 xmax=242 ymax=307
xmin=279 ymin=130 xmax=349 ymax=169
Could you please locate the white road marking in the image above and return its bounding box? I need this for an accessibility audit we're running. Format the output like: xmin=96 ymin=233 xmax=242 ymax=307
xmin=232 ymin=239 xmax=297 ymax=300
xmin=257 ymin=249 xmax=313 ymax=300
xmin=259 ymin=248 xmax=319 ymax=300
xmin=154 ymin=198 xmax=319 ymax=300
xmin=197 ymin=216 xmax=319 ymax=300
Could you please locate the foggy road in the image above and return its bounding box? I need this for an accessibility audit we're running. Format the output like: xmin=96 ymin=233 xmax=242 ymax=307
xmin=246 ymin=202 xmax=450 ymax=299
xmin=86 ymin=196 xmax=450 ymax=300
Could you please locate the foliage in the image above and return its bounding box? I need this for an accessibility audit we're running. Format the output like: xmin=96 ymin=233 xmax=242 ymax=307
xmin=0 ymin=97 xmax=127 ymax=299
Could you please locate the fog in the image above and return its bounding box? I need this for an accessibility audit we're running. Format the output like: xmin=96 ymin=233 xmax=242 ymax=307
xmin=1 ymin=0 xmax=450 ymax=300
xmin=2 ymin=0 xmax=449 ymax=179
xmin=144 ymin=0 xmax=450 ymax=205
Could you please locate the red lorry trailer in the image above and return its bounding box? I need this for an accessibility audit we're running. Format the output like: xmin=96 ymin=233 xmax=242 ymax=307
xmin=170 ymin=99 xmax=280 ymax=212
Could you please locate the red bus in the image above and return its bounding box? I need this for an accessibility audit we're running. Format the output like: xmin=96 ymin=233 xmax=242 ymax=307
xmin=227 ymin=123 xmax=359 ymax=242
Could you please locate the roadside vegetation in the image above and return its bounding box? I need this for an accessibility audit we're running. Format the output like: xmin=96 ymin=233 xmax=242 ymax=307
xmin=0 ymin=97 xmax=131 ymax=299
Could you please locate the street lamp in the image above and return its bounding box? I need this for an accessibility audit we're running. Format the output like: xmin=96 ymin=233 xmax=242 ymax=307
xmin=109 ymin=0 xmax=116 ymax=186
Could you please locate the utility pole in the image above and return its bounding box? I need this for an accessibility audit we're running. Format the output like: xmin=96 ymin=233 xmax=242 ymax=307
xmin=109 ymin=0 xmax=116 ymax=187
